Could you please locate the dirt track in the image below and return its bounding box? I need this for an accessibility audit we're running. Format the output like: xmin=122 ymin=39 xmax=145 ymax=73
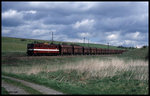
xmin=2 ymin=80 xmax=29 ymax=95
xmin=2 ymin=76 xmax=63 ymax=95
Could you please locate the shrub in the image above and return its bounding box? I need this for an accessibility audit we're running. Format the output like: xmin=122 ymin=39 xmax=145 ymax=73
xmin=142 ymin=46 xmax=147 ymax=48
xmin=21 ymin=39 xmax=26 ymax=41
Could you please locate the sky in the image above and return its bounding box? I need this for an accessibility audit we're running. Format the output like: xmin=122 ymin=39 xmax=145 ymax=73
xmin=2 ymin=1 xmax=149 ymax=48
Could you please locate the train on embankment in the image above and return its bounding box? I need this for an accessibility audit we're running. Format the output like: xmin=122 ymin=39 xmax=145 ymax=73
xmin=27 ymin=43 xmax=127 ymax=56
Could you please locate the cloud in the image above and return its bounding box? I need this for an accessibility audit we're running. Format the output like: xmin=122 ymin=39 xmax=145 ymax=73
xmin=2 ymin=9 xmax=25 ymax=26
xmin=23 ymin=10 xmax=37 ymax=14
xmin=130 ymin=32 xmax=140 ymax=39
xmin=32 ymin=29 xmax=50 ymax=36
xmin=107 ymin=34 xmax=118 ymax=40
xmin=73 ymin=19 xmax=95 ymax=29
xmin=63 ymin=38 xmax=84 ymax=43
xmin=125 ymin=31 xmax=145 ymax=40
xmin=2 ymin=2 xmax=148 ymax=47
xmin=78 ymin=32 xmax=90 ymax=38
xmin=2 ymin=9 xmax=23 ymax=19
xmin=2 ymin=9 xmax=38 ymax=26
xmin=2 ymin=29 xmax=11 ymax=34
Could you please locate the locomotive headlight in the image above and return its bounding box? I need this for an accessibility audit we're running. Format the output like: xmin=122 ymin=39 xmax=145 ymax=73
xmin=28 ymin=49 xmax=34 ymax=51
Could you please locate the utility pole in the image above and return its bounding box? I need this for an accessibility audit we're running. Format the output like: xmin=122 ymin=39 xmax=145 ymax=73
xmin=51 ymin=31 xmax=53 ymax=44
xmin=108 ymin=42 xmax=109 ymax=49
xmin=88 ymin=39 xmax=89 ymax=47
xmin=107 ymin=42 xmax=109 ymax=54
xmin=83 ymin=37 xmax=85 ymax=47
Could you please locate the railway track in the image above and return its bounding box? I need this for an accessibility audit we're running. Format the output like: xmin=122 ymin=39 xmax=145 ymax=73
xmin=2 ymin=54 xmax=115 ymax=59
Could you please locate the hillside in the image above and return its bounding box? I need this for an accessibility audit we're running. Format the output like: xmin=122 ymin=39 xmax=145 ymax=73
xmin=2 ymin=36 xmax=125 ymax=53
xmin=119 ymin=47 xmax=148 ymax=60
xmin=2 ymin=36 xmax=148 ymax=59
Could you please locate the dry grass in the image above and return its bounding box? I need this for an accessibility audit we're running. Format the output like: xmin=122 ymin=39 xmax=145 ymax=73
xmin=2 ymin=57 xmax=148 ymax=81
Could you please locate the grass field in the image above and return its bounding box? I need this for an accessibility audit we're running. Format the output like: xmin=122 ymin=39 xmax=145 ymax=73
xmin=2 ymin=36 xmax=126 ymax=52
xmin=1 ymin=36 xmax=149 ymax=95
xmin=2 ymin=57 xmax=148 ymax=94
xmin=118 ymin=48 xmax=148 ymax=61
xmin=1 ymin=87 xmax=9 ymax=95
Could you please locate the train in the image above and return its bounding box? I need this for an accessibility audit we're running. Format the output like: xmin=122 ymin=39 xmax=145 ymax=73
xmin=27 ymin=43 xmax=127 ymax=56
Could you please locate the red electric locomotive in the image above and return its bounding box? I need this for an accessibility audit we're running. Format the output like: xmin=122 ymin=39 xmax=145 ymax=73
xmin=27 ymin=43 xmax=59 ymax=56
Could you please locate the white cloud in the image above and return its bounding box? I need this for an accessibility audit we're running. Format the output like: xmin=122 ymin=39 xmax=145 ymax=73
xmin=23 ymin=10 xmax=37 ymax=14
xmin=124 ymin=40 xmax=134 ymax=45
xmin=32 ymin=29 xmax=56 ymax=36
xmin=125 ymin=31 xmax=144 ymax=40
xmin=123 ymin=40 xmax=147 ymax=48
xmin=73 ymin=19 xmax=95 ymax=29
xmin=105 ymin=30 xmax=121 ymax=40
xmin=109 ymin=39 xmax=141 ymax=47
xmin=71 ymin=2 xmax=97 ymax=11
xmin=2 ymin=29 xmax=11 ymax=34
xmin=28 ymin=2 xmax=46 ymax=6
xmin=2 ymin=9 xmax=37 ymax=20
xmin=28 ymin=2 xmax=97 ymax=11
xmin=133 ymin=32 xmax=140 ymax=39
xmin=64 ymin=38 xmax=84 ymax=43
xmin=123 ymin=40 xmax=141 ymax=47
xmin=78 ymin=32 xmax=90 ymax=37
xmin=107 ymin=34 xmax=118 ymax=40
xmin=2 ymin=9 xmax=23 ymax=19
xmin=109 ymin=40 xmax=123 ymax=46
xmin=136 ymin=45 xmax=143 ymax=48
xmin=32 ymin=29 xmax=51 ymax=35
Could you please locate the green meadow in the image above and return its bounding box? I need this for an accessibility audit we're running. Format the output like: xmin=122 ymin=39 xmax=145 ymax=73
xmin=2 ymin=36 xmax=125 ymax=53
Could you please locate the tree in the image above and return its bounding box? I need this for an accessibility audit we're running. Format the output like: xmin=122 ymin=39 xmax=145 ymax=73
xmin=142 ymin=45 xmax=147 ymax=48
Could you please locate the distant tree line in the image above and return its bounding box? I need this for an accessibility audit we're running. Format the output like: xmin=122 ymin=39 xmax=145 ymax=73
xmin=142 ymin=45 xmax=148 ymax=48
xmin=117 ymin=45 xmax=148 ymax=49
xmin=117 ymin=46 xmax=136 ymax=49
xmin=20 ymin=39 xmax=26 ymax=41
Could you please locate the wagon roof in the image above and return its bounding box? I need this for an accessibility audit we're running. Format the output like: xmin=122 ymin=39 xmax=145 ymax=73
xmin=83 ymin=47 xmax=90 ymax=49
xmin=97 ymin=48 xmax=103 ymax=49
xmin=90 ymin=47 xmax=97 ymax=49
xmin=73 ymin=46 xmax=83 ymax=48
xmin=33 ymin=43 xmax=59 ymax=46
xmin=60 ymin=45 xmax=72 ymax=47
